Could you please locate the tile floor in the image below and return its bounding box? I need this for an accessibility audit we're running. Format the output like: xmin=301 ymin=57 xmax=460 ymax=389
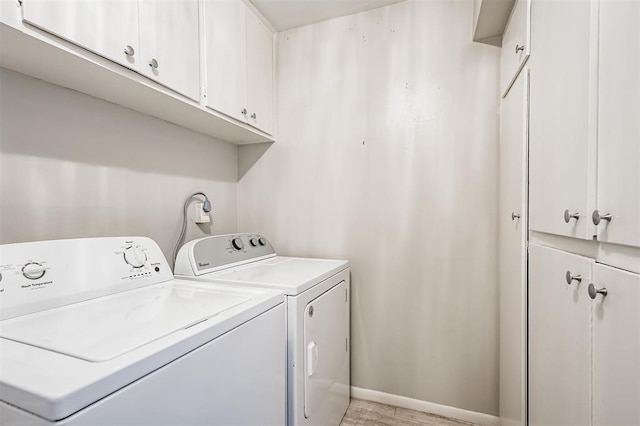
xmin=340 ymin=399 xmax=477 ymax=426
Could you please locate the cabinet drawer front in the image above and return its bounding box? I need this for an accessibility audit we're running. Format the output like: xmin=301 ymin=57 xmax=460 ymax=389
xmin=592 ymin=263 xmax=640 ymax=426
xmin=529 ymin=244 xmax=592 ymax=426
xmin=596 ymin=0 xmax=640 ymax=249
xmin=501 ymin=0 xmax=530 ymax=97
xmin=22 ymin=0 xmax=139 ymax=71
xmin=528 ymin=0 xmax=595 ymax=241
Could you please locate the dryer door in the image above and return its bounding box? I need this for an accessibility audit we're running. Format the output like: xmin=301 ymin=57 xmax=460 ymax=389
xmin=303 ymin=280 xmax=349 ymax=423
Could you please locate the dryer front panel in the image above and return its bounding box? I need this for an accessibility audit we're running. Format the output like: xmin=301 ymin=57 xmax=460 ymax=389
xmin=303 ymin=280 xmax=349 ymax=424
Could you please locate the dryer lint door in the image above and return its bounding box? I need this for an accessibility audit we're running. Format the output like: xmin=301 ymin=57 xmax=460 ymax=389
xmin=303 ymin=280 xmax=349 ymax=422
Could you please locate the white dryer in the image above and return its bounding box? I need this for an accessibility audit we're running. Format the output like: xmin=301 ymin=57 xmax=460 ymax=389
xmin=0 ymin=237 xmax=285 ymax=425
xmin=175 ymin=233 xmax=350 ymax=426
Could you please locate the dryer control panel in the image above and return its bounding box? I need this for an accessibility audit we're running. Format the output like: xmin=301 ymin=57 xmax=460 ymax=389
xmin=0 ymin=237 xmax=173 ymax=320
xmin=174 ymin=233 xmax=276 ymax=276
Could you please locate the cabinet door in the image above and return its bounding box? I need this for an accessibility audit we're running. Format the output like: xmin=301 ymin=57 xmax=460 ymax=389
xmin=499 ymin=70 xmax=528 ymax=425
xmin=528 ymin=244 xmax=592 ymax=426
xmin=204 ymin=0 xmax=248 ymax=123
xmin=528 ymin=0 xmax=595 ymax=240
xmin=596 ymin=0 xmax=640 ymax=248
xmin=22 ymin=0 xmax=139 ymax=70
xmin=138 ymin=0 xmax=200 ymax=101
xmin=500 ymin=0 xmax=530 ymax=97
xmin=592 ymin=263 xmax=640 ymax=426
xmin=246 ymin=9 xmax=274 ymax=135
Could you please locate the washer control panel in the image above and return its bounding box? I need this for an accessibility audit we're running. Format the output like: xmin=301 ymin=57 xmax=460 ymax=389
xmin=177 ymin=233 xmax=276 ymax=275
xmin=0 ymin=237 xmax=173 ymax=320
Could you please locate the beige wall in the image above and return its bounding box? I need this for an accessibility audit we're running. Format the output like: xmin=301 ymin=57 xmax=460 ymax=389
xmin=238 ymin=0 xmax=501 ymax=415
xmin=0 ymin=69 xmax=238 ymax=259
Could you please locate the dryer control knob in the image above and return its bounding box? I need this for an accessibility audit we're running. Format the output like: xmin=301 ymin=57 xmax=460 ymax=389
xmin=124 ymin=246 xmax=147 ymax=268
xmin=250 ymin=238 xmax=259 ymax=247
xmin=232 ymin=237 xmax=244 ymax=250
xmin=258 ymin=237 xmax=266 ymax=246
xmin=22 ymin=262 xmax=46 ymax=280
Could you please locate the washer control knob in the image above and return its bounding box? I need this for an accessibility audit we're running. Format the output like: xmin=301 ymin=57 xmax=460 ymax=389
xmin=250 ymin=238 xmax=259 ymax=247
xmin=22 ymin=262 xmax=46 ymax=280
xmin=258 ymin=237 xmax=266 ymax=246
xmin=232 ymin=237 xmax=244 ymax=250
xmin=124 ymin=246 xmax=147 ymax=268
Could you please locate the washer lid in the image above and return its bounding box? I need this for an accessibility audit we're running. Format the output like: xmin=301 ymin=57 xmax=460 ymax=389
xmin=0 ymin=284 xmax=249 ymax=362
xmin=208 ymin=257 xmax=349 ymax=295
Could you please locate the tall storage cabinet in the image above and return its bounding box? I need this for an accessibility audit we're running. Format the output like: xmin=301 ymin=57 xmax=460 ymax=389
xmin=204 ymin=0 xmax=274 ymax=135
xmin=520 ymin=0 xmax=640 ymax=425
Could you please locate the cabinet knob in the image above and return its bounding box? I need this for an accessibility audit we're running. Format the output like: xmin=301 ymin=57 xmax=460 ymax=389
xmin=563 ymin=210 xmax=580 ymax=223
xmin=565 ymin=271 xmax=582 ymax=285
xmin=148 ymin=58 xmax=159 ymax=69
xmin=592 ymin=210 xmax=612 ymax=225
xmin=251 ymin=112 xmax=257 ymax=119
xmin=511 ymin=212 xmax=521 ymax=221
xmin=241 ymin=108 xmax=247 ymax=115
xmin=515 ymin=44 xmax=525 ymax=53
xmin=588 ymin=283 xmax=608 ymax=299
xmin=123 ymin=45 xmax=135 ymax=57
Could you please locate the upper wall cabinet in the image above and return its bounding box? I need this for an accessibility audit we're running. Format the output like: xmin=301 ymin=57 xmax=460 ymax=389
xmin=595 ymin=0 xmax=640 ymax=248
xmin=22 ymin=0 xmax=200 ymax=101
xmin=204 ymin=0 xmax=274 ymax=135
xmin=528 ymin=0 xmax=595 ymax=241
xmin=138 ymin=0 xmax=200 ymax=102
xmin=500 ymin=0 xmax=530 ymax=97
xmin=22 ymin=0 xmax=140 ymax=71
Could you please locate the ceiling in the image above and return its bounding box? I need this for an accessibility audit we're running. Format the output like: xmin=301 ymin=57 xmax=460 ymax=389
xmin=249 ymin=0 xmax=407 ymax=31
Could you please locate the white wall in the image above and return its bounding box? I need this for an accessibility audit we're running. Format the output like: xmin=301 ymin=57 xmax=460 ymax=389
xmin=0 ymin=69 xmax=238 ymax=259
xmin=238 ymin=0 xmax=501 ymax=415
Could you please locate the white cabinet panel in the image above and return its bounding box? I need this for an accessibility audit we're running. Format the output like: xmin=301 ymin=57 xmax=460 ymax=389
xmin=22 ymin=0 xmax=139 ymax=70
xmin=138 ymin=0 xmax=200 ymax=101
xmin=499 ymin=69 xmax=528 ymax=425
xmin=528 ymin=244 xmax=592 ymax=426
xmin=596 ymin=0 xmax=640 ymax=249
xmin=500 ymin=0 xmax=530 ymax=97
xmin=529 ymin=0 xmax=595 ymax=240
xmin=204 ymin=0 xmax=274 ymax=135
xmin=204 ymin=0 xmax=247 ymax=123
xmin=592 ymin=263 xmax=640 ymax=426
xmin=246 ymin=9 xmax=274 ymax=135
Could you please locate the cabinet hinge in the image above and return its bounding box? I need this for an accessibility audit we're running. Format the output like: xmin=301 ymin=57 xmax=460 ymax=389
xmin=346 ymin=337 xmax=348 ymax=352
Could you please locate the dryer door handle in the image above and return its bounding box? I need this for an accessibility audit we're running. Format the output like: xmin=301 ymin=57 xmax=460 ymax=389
xmin=307 ymin=341 xmax=318 ymax=377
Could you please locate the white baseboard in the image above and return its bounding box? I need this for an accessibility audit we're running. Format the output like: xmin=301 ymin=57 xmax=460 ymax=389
xmin=350 ymin=386 xmax=501 ymax=426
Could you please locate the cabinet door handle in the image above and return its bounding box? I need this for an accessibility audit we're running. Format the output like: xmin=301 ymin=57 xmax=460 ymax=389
xmin=241 ymin=108 xmax=247 ymax=115
xmin=592 ymin=210 xmax=612 ymax=225
xmin=515 ymin=44 xmax=525 ymax=53
xmin=511 ymin=212 xmax=521 ymax=220
xmin=148 ymin=58 xmax=159 ymax=69
xmin=251 ymin=112 xmax=257 ymax=119
xmin=123 ymin=45 xmax=135 ymax=57
xmin=564 ymin=210 xmax=580 ymax=223
xmin=588 ymin=283 xmax=608 ymax=299
xmin=565 ymin=271 xmax=582 ymax=285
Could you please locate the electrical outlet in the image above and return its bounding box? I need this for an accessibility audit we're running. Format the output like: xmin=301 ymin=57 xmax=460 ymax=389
xmin=194 ymin=202 xmax=211 ymax=224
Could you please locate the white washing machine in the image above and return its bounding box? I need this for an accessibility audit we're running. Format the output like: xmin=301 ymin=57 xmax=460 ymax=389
xmin=0 ymin=236 xmax=285 ymax=425
xmin=175 ymin=233 xmax=350 ymax=426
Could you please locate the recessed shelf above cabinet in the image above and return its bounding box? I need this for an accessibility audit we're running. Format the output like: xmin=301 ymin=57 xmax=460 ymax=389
xmin=0 ymin=21 xmax=274 ymax=145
